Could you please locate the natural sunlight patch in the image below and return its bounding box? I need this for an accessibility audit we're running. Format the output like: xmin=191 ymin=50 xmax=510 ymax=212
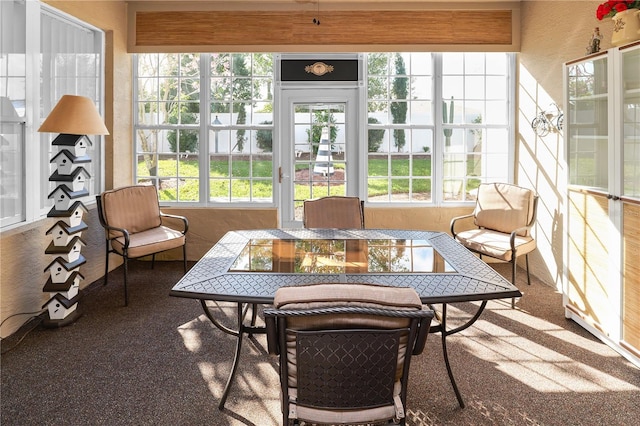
xmin=456 ymin=312 xmax=638 ymax=393
xmin=177 ymin=322 xmax=202 ymax=352
xmin=487 ymin=302 xmax=621 ymax=357
xmin=198 ymin=362 xmax=225 ymax=396
xmin=177 ymin=316 xmax=215 ymax=352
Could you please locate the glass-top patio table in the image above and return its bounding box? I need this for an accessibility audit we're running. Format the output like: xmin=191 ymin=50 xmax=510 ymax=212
xmin=170 ymin=228 xmax=522 ymax=409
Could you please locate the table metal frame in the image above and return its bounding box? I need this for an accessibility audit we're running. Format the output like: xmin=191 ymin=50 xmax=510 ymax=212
xmin=170 ymin=229 xmax=522 ymax=409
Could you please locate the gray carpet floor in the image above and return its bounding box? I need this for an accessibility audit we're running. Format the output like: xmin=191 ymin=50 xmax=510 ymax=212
xmin=2 ymin=260 xmax=639 ymax=425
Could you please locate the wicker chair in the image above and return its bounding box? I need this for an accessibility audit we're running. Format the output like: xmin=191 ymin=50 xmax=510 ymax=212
xmin=303 ymin=196 xmax=364 ymax=229
xmin=96 ymin=185 xmax=188 ymax=306
xmin=450 ymin=182 xmax=538 ymax=307
xmin=264 ymin=283 xmax=434 ymax=425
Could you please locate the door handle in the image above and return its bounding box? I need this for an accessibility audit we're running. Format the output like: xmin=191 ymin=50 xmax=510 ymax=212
xmin=278 ymin=167 xmax=289 ymax=183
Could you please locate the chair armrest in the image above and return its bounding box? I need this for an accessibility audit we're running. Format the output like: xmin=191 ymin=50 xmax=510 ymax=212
xmin=263 ymin=309 xmax=279 ymax=355
xmin=99 ymin=223 xmax=131 ymax=248
xmin=450 ymin=213 xmax=474 ymax=238
xmin=509 ymin=224 xmax=534 ymax=250
xmin=160 ymin=212 xmax=189 ymax=235
xmin=411 ymin=313 xmax=434 ymax=355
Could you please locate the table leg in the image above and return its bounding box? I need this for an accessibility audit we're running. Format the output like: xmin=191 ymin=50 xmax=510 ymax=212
xmin=218 ymin=302 xmax=245 ymax=409
xmin=430 ymin=300 xmax=488 ymax=409
xmin=199 ymin=301 xmax=265 ymax=410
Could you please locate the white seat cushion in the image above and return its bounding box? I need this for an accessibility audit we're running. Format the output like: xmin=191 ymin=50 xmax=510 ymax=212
xmin=455 ymin=228 xmax=536 ymax=261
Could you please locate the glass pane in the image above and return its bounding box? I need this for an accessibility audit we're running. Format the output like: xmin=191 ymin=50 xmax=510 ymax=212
xmin=411 ymin=76 xmax=432 ymax=99
xmin=210 ymin=53 xmax=231 ymax=75
xmin=622 ymin=48 xmax=640 ymax=198
xmin=389 ymin=128 xmax=408 ymax=152
xmin=409 ymin=52 xmax=432 ymax=75
xmin=567 ymin=57 xmax=608 ymax=189
xmin=368 ymin=76 xmax=388 ymax=99
xmin=293 ymin=102 xmax=348 ymax=216
xmin=442 ymin=76 xmax=464 ymax=99
xmin=464 ymin=52 xmax=485 ymax=74
xmin=442 ymin=53 xmax=464 ymax=74
xmin=465 ymin=76 xmax=485 ymax=99
xmin=391 ymin=156 xmax=409 ymax=177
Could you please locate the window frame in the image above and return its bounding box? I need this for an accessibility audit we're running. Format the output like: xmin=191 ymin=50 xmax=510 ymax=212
xmin=133 ymin=53 xmax=276 ymax=206
xmin=365 ymin=52 xmax=515 ymax=205
xmin=132 ymin=52 xmax=515 ymax=207
xmin=0 ymin=2 xmax=105 ymax=230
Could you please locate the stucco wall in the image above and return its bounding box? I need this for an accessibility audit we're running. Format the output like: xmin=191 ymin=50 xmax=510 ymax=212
xmin=517 ymin=1 xmax=605 ymax=288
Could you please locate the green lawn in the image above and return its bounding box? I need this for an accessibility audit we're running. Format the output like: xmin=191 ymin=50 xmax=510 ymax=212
xmin=138 ymin=157 xmax=480 ymax=200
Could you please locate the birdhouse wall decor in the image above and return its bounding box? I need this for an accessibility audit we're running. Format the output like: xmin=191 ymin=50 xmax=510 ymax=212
xmin=43 ymin=272 xmax=83 ymax=300
xmin=38 ymin=94 xmax=109 ymax=327
xmin=48 ymin=201 xmax=88 ymax=228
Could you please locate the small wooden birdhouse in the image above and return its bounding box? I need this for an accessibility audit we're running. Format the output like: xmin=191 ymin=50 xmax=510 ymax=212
xmin=45 ymin=220 xmax=88 ymax=247
xmin=43 ymin=271 xmax=83 ymax=300
xmin=50 ymin=150 xmax=91 ymax=175
xmin=45 ymin=236 xmax=86 ymax=262
xmin=49 ymin=167 xmax=91 ymax=192
xmin=51 ymin=134 xmax=92 ymax=158
xmin=47 ymin=201 xmax=87 ymax=226
xmin=44 ymin=255 xmax=86 ymax=284
xmin=47 ymin=185 xmax=88 ymax=211
xmin=42 ymin=293 xmax=80 ymax=321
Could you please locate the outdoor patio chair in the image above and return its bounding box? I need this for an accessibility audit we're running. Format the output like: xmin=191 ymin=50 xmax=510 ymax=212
xmin=96 ymin=184 xmax=188 ymax=306
xmin=264 ymin=283 xmax=434 ymax=425
xmin=303 ymin=195 xmax=364 ymax=228
xmin=450 ymin=182 xmax=538 ymax=308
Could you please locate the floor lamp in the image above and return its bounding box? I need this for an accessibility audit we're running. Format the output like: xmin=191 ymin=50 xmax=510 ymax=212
xmin=38 ymin=95 xmax=109 ymax=327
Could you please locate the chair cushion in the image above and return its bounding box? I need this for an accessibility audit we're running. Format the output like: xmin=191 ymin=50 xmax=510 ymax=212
xmin=288 ymin=387 xmax=398 ymax=424
xmin=455 ymin=228 xmax=536 ymax=261
xmin=275 ymin=283 xmax=422 ymax=310
xmin=101 ymin=185 xmax=162 ymax=238
xmin=111 ymin=226 xmax=185 ymax=259
xmin=303 ymin=196 xmax=364 ymax=229
xmin=474 ymin=183 xmax=535 ymax=236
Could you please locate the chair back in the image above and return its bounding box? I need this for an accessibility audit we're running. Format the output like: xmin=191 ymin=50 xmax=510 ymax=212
xmin=303 ymin=196 xmax=364 ymax=228
xmin=264 ymin=283 xmax=433 ymax=425
xmin=474 ymin=183 xmax=537 ymax=236
xmin=97 ymin=185 xmax=162 ymax=239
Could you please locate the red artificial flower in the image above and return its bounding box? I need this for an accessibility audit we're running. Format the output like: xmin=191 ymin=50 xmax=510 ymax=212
xmin=597 ymin=0 xmax=640 ymax=20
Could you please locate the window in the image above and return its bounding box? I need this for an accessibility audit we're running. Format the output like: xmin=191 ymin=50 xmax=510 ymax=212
xmin=367 ymin=53 xmax=434 ymax=202
xmin=134 ymin=53 xmax=274 ymax=203
xmin=0 ymin=2 xmax=104 ymax=229
xmin=40 ymin=9 xmax=104 ymax=209
xmin=133 ymin=52 xmax=513 ymax=205
xmin=0 ymin=0 xmax=26 ymax=227
xmin=367 ymin=52 xmax=513 ymax=203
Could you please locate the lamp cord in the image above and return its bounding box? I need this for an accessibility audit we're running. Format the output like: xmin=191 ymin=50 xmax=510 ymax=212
xmin=0 ymin=313 xmax=44 ymax=355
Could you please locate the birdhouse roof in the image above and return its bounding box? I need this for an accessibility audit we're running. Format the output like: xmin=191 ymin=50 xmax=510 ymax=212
xmin=45 ymin=236 xmax=87 ymax=255
xmin=47 ymin=185 xmax=89 ymax=200
xmin=50 ymin=149 xmax=91 ymax=164
xmin=49 ymin=167 xmax=91 ymax=182
xmin=43 ymin=255 xmax=86 ymax=273
xmin=51 ymin=133 xmax=92 ymax=147
xmin=47 ymin=201 xmax=88 ymax=218
xmin=42 ymin=292 xmax=81 ymax=310
xmin=45 ymin=220 xmax=88 ymax=236
xmin=43 ymin=271 xmax=84 ymax=292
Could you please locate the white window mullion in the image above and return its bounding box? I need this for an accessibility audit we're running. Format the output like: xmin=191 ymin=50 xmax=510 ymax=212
xmin=200 ymin=53 xmax=210 ymax=204
xmin=432 ymin=53 xmax=444 ymax=205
